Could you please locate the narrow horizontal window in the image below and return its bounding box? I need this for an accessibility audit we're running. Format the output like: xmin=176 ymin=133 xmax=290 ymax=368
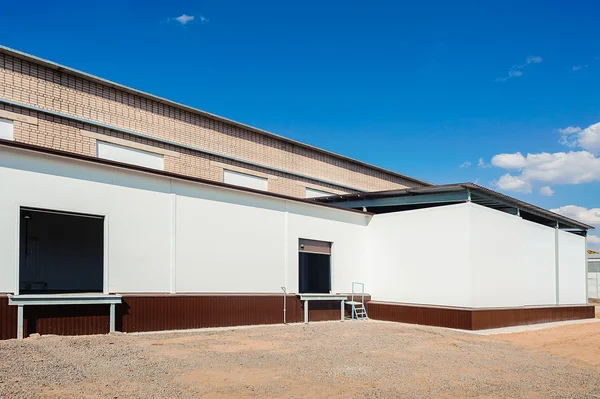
xmin=305 ymin=187 xmax=335 ymax=198
xmin=0 ymin=118 xmax=14 ymax=141
xmin=97 ymin=141 xmax=164 ymax=170
xmin=223 ymin=169 xmax=268 ymax=191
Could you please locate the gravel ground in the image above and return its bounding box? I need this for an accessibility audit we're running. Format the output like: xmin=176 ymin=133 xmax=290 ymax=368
xmin=1 ymin=320 xmax=600 ymax=399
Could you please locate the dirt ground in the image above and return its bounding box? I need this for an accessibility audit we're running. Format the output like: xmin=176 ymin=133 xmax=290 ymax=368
xmin=2 ymin=319 xmax=600 ymax=399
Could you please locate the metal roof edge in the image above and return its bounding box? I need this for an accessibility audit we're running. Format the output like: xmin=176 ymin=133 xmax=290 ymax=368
xmin=312 ymin=182 xmax=594 ymax=230
xmin=0 ymin=44 xmax=432 ymax=188
xmin=461 ymin=183 xmax=594 ymax=230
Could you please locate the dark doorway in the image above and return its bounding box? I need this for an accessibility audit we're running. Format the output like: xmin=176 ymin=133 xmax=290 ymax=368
xmin=299 ymin=253 xmax=331 ymax=293
xmin=19 ymin=208 xmax=104 ymax=294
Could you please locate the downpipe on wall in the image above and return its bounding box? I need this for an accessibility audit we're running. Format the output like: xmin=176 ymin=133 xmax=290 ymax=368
xmin=281 ymin=286 xmax=287 ymax=324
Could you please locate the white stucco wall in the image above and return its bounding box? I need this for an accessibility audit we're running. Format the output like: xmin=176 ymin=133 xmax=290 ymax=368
xmin=0 ymin=148 xmax=173 ymax=293
xmin=519 ymin=219 xmax=557 ymax=305
xmin=0 ymin=146 xmax=370 ymax=295
xmin=469 ymin=203 xmax=557 ymax=308
xmin=173 ymin=180 xmax=286 ymax=293
xmin=0 ymin=146 xmax=589 ymax=307
xmin=286 ymin=202 xmax=370 ymax=294
xmin=558 ymin=230 xmax=587 ymax=304
xmin=366 ymin=203 xmax=473 ymax=307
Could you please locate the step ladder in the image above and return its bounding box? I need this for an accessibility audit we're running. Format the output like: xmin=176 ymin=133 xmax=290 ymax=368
xmin=346 ymin=282 xmax=368 ymax=320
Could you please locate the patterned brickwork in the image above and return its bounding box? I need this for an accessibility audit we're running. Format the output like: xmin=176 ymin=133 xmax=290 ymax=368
xmin=0 ymin=51 xmax=426 ymax=196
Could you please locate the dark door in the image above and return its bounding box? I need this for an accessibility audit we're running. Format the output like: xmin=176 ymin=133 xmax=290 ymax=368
xmin=299 ymin=252 xmax=331 ymax=293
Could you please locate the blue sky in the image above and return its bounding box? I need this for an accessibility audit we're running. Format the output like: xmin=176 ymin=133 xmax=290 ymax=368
xmin=1 ymin=0 xmax=600 ymax=243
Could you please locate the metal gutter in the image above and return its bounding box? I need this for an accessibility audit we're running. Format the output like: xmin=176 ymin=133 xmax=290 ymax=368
xmin=0 ymin=97 xmax=366 ymax=193
xmin=0 ymin=139 xmax=374 ymax=217
xmin=0 ymin=45 xmax=432 ymax=188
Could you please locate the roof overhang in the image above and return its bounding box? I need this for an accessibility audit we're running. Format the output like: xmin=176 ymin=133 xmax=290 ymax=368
xmin=312 ymin=183 xmax=594 ymax=232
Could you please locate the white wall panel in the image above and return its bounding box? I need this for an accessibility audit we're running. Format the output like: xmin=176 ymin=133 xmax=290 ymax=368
xmin=0 ymin=204 xmax=17 ymax=292
xmin=97 ymin=141 xmax=164 ymax=170
xmin=558 ymin=230 xmax=587 ymax=304
xmin=469 ymin=203 xmax=569 ymax=307
xmin=0 ymin=147 xmax=172 ymax=293
xmin=286 ymin=202 xmax=370 ymax=294
xmin=173 ymin=181 xmax=286 ymax=293
xmin=367 ymin=203 xmax=472 ymax=307
xmin=519 ymin=219 xmax=556 ymax=305
xmin=0 ymin=146 xmax=589 ymax=307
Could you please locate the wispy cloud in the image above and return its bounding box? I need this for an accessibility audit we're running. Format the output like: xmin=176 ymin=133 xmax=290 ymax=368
xmin=559 ymin=126 xmax=582 ymax=134
xmin=478 ymin=158 xmax=492 ymax=168
xmin=559 ymin=122 xmax=600 ymax=152
xmin=539 ymin=186 xmax=555 ymax=196
xmin=496 ymin=55 xmax=543 ymax=82
xmin=174 ymin=14 xmax=195 ymax=25
xmin=572 ymin=65 xmax=588 ymax=72
xmin=167 ymin=14 xmax=208 ymax=26
xmin=459 ymin=161 xmax=471 ymax=168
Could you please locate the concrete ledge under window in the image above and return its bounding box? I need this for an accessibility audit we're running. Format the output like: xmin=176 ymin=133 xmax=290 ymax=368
xmin=0 ymin=109 xmax=37 ymax=125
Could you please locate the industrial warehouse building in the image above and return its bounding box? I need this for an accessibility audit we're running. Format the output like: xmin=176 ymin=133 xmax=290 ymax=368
xmin=0 ymin=46 xmax=595 ymax=339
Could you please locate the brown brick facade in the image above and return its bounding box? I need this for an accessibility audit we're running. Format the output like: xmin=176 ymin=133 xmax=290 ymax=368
xmin=0 ymin=50 xmax=427 ymax=196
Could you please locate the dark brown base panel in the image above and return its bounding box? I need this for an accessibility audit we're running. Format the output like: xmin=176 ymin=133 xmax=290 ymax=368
xmin=0 ymin=294 xmax=371 ymax=339
xmin=1 ymin=295 xmax=593 ymax=339
xmin=367 ymin=301 xmax=596 ymax=330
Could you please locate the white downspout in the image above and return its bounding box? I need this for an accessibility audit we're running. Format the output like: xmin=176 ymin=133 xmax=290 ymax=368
xmin=555 ymin=221 xmax=560 ymax=305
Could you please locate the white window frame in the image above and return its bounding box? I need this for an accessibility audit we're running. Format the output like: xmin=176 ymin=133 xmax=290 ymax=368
xmin=0 ymin=118 xmax=14 ymax=141
xmin=223 ymin=169 xmax=268 ymax=191
xmin=305 ymin=187 xmax=335 ymax=198
xmin=97 ymin=141 xmax=164 ymax=170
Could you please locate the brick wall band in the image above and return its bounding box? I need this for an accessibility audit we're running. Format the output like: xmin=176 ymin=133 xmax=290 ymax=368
xmin=0 ymin=52 xmax=427 ymax=197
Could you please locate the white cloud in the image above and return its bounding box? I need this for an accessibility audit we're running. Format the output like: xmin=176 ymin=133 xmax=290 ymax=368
xmin=559 ymin=122 xmax=600 ymax=152
xmin=539 ymin=186 xmax=554 ymax=196
xmin=478 ymin=158 xmax=492 ymax=168
xmin=572 ymin=65 xmax=588 ymax=72
xmin=558 ymin=126 xmax=582 ymax=135
xmin=508 ymin=70 xmax=523 ymax=78
xmin=490 ymin=150 xmax=600 ymax=192
xmin=526 ymin=56 xmax=543 ymax=64
xmin=496 ymin=55 xmax=543 ymax=82
xmin=550 ymin=205 xmax=600 ymax=225
xmin=459 ymin=161 xmax=471 ymax=168
xmin=493 ymin=173 xmax=532 ymax=193
xmin=174 ymin=14 xmax=195 ymax=25
xmin=587 ymin=234 xmax=600 ymax=249
xmin=576 ymin=122 xmax=600 ymax=153
xmin=491 ymin=152 xmax=528 ymax=169
xmin=551 ymin=205 xmax=600 ymax=249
